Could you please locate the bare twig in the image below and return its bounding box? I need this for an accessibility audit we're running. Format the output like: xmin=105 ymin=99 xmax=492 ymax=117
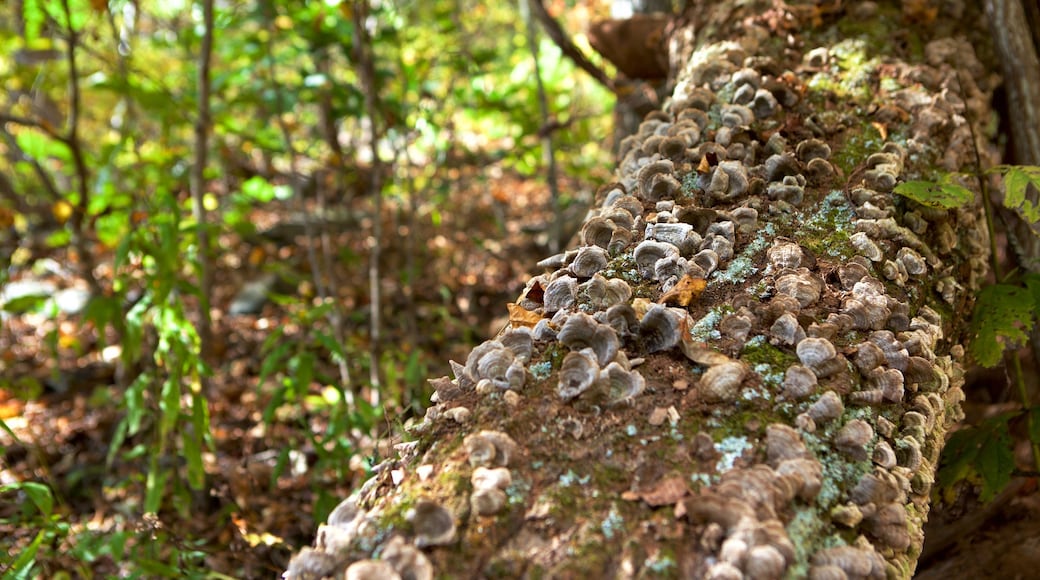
xmin=0 ymin=127 xmax=62 ymax=202
xmin=56 ymin=0 xmax=102 ymax=297
xmin=352 ymin=0 xmax=386 ymax=400
xmin=312 ymin=46 xmax=352 ymax=389
xmin=523 ymin=0 xmax=563 ymax=253
xmin=527 ymin=0 xmax=616 ymax=94
xmin=190 ymin=0 xmax=215 ymax=354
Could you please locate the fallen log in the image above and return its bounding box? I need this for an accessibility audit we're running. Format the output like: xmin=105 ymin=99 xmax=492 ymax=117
xmin=285 ymin=1 xmax=998 ymax=577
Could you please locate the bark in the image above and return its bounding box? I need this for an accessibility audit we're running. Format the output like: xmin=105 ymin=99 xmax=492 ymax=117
xmin=285 ymin=1 xmax=998 ymax=578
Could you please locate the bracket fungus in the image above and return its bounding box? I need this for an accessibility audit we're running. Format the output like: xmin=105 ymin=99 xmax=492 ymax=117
xmin=286 ymin=5 xmax=995 ymax=577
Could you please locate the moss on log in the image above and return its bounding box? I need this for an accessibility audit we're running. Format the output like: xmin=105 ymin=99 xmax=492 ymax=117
xmin=285 ymin=2 xmax=998 ymax=578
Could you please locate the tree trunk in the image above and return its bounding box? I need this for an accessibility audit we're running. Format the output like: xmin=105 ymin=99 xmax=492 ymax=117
xmin=286 ymin=1 xmax=998 ymax=578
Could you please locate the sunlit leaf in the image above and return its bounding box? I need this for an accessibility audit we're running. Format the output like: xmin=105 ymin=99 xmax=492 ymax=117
xmin=999 ymin=165 xmax=1040 ymax=225
xmin=7 ymin=528 xmax=46 ymax=577
xmin=893 ymin=179 xmax=973 ymax=209
xmin=659 ymin=275 xmax=707 ymax=307
xmin=507 ymin=302 xmax=542 ymax=328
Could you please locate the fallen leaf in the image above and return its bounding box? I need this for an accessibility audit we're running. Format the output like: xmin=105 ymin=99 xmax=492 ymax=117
xmin=697 ymin=151 xmax=718 ymax=174
xmin=659 ymin=275 xmax=707 ymax=306
xmin=679 ymin=331 xmax=732 ymax=366
xmin=871 ymin=121 xmax=888 ymax=140
xmin=523 ymin=279 xmax=545 ymax=304
xmin=507 ymin=303 xmax=543 ymax=328
xmin=637 ymin=475 xmax=689 ymax=506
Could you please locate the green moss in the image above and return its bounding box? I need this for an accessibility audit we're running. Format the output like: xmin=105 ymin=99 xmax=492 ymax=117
xmin=785 ymin=507 xmax=849 ymax=580
xmin=794 ymin=190 xmax=857 ymax=260
xmin=831 ymin=122 xmax=886 ymax=175
xmin=742 ymin=335 xmax=798 ymax=374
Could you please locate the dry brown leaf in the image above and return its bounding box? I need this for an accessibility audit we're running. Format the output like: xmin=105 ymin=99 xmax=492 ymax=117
xmin=659 ymin=275 xmax=707 ymax=307
xmin=507 ymin=303 xmax=543 ymax=328
xmin=638 ymin=475 xmax=689 ymax=506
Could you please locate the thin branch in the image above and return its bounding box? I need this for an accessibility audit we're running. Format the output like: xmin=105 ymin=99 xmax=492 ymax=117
xmin=352 ymin=0 xmax=386 ymax=399
xmin=0 ymin=127 xmax=62 ymax=201
xmin=0 ymin=112 xmax=70 ymax=142
xmin=527 ymin=0 xmax=616 ymax=94
xmin=312 ymin=46 xmax=352 ymax=389
xmin=59 ymin=0 xmax=102 ymax=297
xmin=190 ymin=0 xmax=215 ymax=354
xmin=986 ymin=0 xmax=1040 ymax=165
xmin=524 ymin=0 xmax=563 ymax=254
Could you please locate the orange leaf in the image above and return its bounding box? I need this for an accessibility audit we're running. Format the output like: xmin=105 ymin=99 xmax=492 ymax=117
xmin=871 ymin=121 xmax=888 ymax=140
xmin=507 ymin=303 xmax=543 ymax=328
xmin=658 ymin=275 xmax=706 ymax=307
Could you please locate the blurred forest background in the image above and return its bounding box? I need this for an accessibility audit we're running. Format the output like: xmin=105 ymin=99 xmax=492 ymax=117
xmin=0 ymin=0 xmax=619 ymax=576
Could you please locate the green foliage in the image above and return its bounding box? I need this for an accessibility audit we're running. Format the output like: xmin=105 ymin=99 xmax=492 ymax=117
xmin=937 ymin=413 xmax=1016 ymax=503
xmin=987 ymin=164 xmax=1040 ymax=225
xmin=893 ymin=176 xmax=975 ymax=209
xmin=1 ymin=0 xmax=613 ymax=575
xmin=968 ymin=277 xmax=1040 ymax=367
xmin=897 ymin=167 xmax=1040 ymax=369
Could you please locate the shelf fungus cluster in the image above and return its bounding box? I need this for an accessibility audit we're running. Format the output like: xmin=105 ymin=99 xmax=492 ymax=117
xmin=286 ymin=10 xmax=996 ymax=579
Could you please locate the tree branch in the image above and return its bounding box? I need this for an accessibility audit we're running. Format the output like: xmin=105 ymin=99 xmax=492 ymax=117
xmin=353 ymin=0 xmax=386 ymax=399
xmin=190 ymin=0 xmax=215 ymax=354
xmin=59 ymin=0 xmax=102 ymax=297
xmin=527 ymin=0 xmax=617 ymax=94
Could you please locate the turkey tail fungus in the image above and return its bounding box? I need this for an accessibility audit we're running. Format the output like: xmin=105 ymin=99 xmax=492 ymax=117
xmin=286 ymin=1 xmax=998 ymax=577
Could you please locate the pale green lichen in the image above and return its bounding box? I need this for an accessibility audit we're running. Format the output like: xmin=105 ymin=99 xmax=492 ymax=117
xmin=559 ymin=469 xmax=591 ymax=487
xmin=712 ymin=225 xmax=773 ymax=285
xmin=753 ymin=363 xmax=783 ymax=389
xmin=600 ymin=505 xmax=625 ymax=540
xmin=645 ymin=552 xmax=677 ymax=573
xmin=690 ymin=472 xmax=712 ymax=488
xmin=786 ymin=506 xmax=849 ymax=579
xmin=689 ymin=306 xmax=729 ymax=341
xmin=529 ymin=361 xmax=552 ymax=380
xmin=715 ymin=436 xmax=752 ymax=472
xmin=795 ymin=190 xmax=857 ymax=259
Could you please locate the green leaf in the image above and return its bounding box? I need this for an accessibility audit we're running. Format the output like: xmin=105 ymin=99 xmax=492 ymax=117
xmin=1001 ymin=165 xmax=1040 ymax=225
xmin=0 ymin=481 xmax=54 ymax=517
xmin=969 ymin=283 xmax=1038 ymax=367
xmin=893 ymin=179 xmax=974 ymax=210
xmin=144 ymin=460 xmax=167 ymax=514
xmin=6 ymin=528 xmax=47 ymax=578
xmin=182 ymin=427 xmax=204 ymax=490
xmin=937 ymin=414 xmax=1017 ymax=502
xmin=977 ymin=426 xmax=1015 ymax=502
xmin=240 ymin=175 xmax=278 ymax=203
xmin=1 ymin=293 xmax=50 ymax=315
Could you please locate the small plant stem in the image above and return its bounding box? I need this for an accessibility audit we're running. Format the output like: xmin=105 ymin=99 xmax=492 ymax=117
xmin=960 ymin=66 xmax=1040 ymax=473
xmin=353 ymin=0 xmax=385 ymax=401
xmin=522 ymin=0 xmax=563 ymax=254
xmin=1012 ymin=353 xmax=1040 ymax=468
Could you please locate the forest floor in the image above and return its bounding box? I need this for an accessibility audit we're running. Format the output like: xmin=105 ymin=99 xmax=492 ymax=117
xmin=2 ymin=166 xmax=1040 ymax=577
xmin=0 ymin=168 xmax=584 ymax=576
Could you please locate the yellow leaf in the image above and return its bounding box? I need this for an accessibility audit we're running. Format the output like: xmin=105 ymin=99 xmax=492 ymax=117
xmin=507 ymin=303 xmax=543 ymax=328
xmin=658 ymin=275 xmax=707 ymax=307
xmin=203 ymin=192 xmax=219 ymax=212
xmin=52 ymin=200 xmax=73 ymax=224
